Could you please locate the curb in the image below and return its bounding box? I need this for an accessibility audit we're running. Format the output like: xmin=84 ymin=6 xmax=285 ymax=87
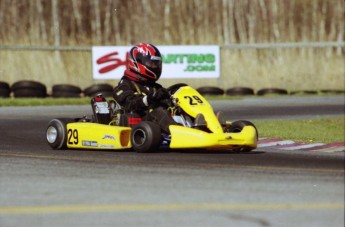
xmin=258 ymin=138 xmax=345 ymax=153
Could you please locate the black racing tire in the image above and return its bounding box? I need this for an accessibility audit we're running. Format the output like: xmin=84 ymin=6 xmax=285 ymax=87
xmin=0 ymin=81 xmax=10 ymax=98
xmin=53 ymin=84 xmax=82 ymax=93
xmin=97 ymin=91 xmax=114 ymax=98
xmin=167 ymin=83 xmax=188 ymax=95
xmin=257 ymin=88 xmax=288 ymax=96
xmin=12 ymin=88 xmax=47 ymax=98
xmin=226 ymin=87 xmax=254 ymax=96
xmin=52 ymin=84 xmax=82 ymax=98
xmin=225 ymin=120 xmax=258 ymax=152
xmin=11 ymin=80 xmax=46 ymax=91
xmin=131 ymin=121 xmax=161 ymax=153
xmin=197 ymin=86 xmax=224 ymax=96
xmin=52 ymin=91 xmax=82 ymax=98
xmin=46 ymin=118 xmax=75 ymax=150
xmin=225 ymin=120 xmax=258 ymax=138
xmin=0 ymin=81 xmax=10 ymax=89
xmin=11 ymin=80 xmax=47 ymax=98
xmin=83 ymin=84 xmax=114 ymax=97
xmin=0 ymin=89 xmax=10 ymax=98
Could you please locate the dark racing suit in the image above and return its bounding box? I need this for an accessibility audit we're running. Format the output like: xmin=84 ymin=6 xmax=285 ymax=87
xmin=113 ymin=76 xmax=177 ymax=133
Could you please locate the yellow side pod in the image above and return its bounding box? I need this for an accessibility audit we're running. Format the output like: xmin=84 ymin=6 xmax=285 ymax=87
xmin=66 ymin=122 xmax=132 ymax=150
xmin=169 ymin=125 xmax=257 ymax=149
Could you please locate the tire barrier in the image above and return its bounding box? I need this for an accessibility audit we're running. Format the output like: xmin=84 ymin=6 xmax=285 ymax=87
xmin=226 ymin=87 xmax=255 ymax=96
xmin=83 ymin=83 xmax=114 ymax=97
xmin=0 ymin=81 xmax=11 ymax=98
xmin=52 ymin=84 xmax=82 ymax=98
xmin=11 ymin=80 xmax=47 ymax=98
xmin=1 ymin=80 xmax=343 ymax=99
xmin=196 ymin=86 xmax=224 ymax=96
xmin=320 ymin=89 xmax=345 ymax=95
xmin=290 ymin=90 xmax=318 ymax=95
xmin=257 ymin=88 xmax=288 ymax=96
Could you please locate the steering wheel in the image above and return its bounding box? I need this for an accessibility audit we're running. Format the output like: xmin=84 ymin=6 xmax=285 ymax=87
xmin=166 ymin=83 xmax=188 ymax=95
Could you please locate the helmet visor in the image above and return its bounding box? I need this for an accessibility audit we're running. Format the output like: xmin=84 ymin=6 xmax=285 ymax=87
xmin=142 ymin=56 xmax=162 ymax=78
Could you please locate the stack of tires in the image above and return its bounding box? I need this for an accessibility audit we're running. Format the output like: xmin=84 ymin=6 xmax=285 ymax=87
xmin=11 ymin=80 xmax=47 ymax=98
xmin=257 ymin=88 xmax=288 ymax=96
xmin=1 ymin=80 xmax=343 ymax=98
xmin=52 ymin=84 xmax=82 ymax=98
xmin=83 ymin=83 xmax=114 ymax=97
xmin=197 ymin=86 xmax=290 ymax=96
xmin=196 ymin=86 xmax=224 ymax=96
xmin=226 ymin=87 xmax=254 ymax=96
xmin=0 ymin=81 xmax=11 ymax=98
xmin=0 ymin=81 xmax=116 ymax=98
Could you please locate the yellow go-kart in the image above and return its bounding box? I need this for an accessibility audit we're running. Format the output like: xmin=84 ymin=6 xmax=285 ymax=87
xmin=46 ymin=83 xmax=258 ymax=152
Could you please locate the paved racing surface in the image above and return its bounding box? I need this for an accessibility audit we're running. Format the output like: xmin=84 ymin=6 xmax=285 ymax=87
xmin=0 ymin=96 xmax=344 ymax=227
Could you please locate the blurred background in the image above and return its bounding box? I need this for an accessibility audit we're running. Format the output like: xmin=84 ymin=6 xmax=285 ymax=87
xmin=0 ymin=0 xmax=344 ymax=93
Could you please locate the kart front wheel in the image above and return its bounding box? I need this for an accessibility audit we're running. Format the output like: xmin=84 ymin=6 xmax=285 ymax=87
xmin=46 ymin=118 xmax=74 ymax=150
xmin=225 ymin=120 xmax=258 ymax=152
xmin=131 ymin=121 xmax=161 ymax=153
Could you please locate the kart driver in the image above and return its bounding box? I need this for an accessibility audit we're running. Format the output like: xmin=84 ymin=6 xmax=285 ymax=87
xmin=113 ymin=43 xmax=177 ymax=134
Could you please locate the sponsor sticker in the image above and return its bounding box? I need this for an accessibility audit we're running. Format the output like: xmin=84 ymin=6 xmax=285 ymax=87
xmin=82 ymin=140 xmax=98 ymax=147
xmin=102 ymin=135 xmax=116 ymax=140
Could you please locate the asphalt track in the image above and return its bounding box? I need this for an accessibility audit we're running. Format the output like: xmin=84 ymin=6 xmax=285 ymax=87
xmin=0 ymin=96 xmax=344 ymax=227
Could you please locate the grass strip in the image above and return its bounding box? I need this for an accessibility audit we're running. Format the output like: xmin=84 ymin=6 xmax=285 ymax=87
xmin=253 ymin=117 xmax=345 ymax=144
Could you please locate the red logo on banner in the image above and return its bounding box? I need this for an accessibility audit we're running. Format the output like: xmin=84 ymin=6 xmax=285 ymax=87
xmin=96 ymin=52 xmax=128 ymax=73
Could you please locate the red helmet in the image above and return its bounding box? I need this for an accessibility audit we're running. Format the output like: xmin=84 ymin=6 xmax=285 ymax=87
xmin=126 ymin=43 xmax=162 ymax=82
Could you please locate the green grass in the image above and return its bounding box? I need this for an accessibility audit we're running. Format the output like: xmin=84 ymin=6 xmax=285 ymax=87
xmin=254 ymin=117 xmax=345 ymax=144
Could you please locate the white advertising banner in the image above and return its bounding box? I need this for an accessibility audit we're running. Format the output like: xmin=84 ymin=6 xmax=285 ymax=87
xmin=92 ymin=45 xmax=220 ymax=80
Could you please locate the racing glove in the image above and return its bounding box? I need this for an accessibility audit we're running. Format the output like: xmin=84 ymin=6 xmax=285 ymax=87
xmin=147 ymin=88 xmax=170 ymax=104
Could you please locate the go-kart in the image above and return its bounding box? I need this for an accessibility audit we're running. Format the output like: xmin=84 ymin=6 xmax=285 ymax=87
xmin=46 ymin=83 xmax=258 ymax=152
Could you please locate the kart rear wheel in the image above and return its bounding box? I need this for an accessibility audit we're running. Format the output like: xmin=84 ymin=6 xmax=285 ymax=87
xmin=131 ymin=121 xmax=161 ymax=153
xmin=46 ymin=118 xmax=74 ymax=150
xmin=225 ymin=120 xmax=258 ymax=152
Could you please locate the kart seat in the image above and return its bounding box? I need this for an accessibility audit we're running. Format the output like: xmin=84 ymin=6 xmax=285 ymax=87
xmin=216 ymin=111 xmax=226 ymax=126
xmin=194 ymin=114 xmax=207 ymax=127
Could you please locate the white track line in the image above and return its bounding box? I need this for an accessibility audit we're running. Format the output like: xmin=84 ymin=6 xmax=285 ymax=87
xmin=258 ymin=140 xmax=295 ymax=148
xmin=280 ymin=143 xmax=325 ymax=150
xmin=317 ymin=146 xmax=345 ymax=153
